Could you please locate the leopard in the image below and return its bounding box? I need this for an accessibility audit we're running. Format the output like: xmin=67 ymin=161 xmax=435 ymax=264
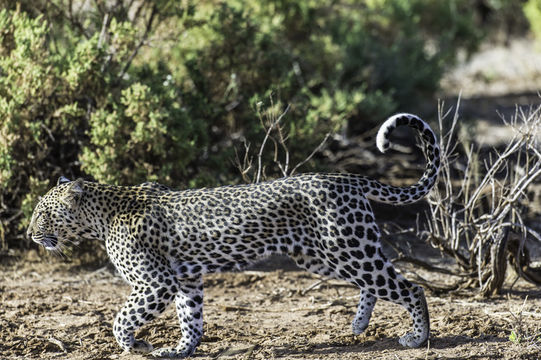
xmin=27 ymin=113 xmax=440 ymax=358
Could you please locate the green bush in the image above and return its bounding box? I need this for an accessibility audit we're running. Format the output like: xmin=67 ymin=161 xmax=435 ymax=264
xmin=0 ymin=1 xmax=481 ymax=250
xmin=0 ymin=9 xmax=90 ymax=245
xmin=524 ymin=0 xmax=541 ymax=41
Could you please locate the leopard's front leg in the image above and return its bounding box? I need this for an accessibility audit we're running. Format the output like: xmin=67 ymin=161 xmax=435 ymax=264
xmin=113 ymin=284 xmax=177 ymax=354
xmin=151 ymin=276 xmax=204 ymax=358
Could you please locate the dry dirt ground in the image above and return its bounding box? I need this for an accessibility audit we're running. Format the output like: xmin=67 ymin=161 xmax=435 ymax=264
xmin=1 ymin=250 xmax=540 ymax=360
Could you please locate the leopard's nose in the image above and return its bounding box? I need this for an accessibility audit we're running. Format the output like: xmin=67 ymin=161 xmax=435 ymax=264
xmin=26 ymin=228 xmax=33 ymax=240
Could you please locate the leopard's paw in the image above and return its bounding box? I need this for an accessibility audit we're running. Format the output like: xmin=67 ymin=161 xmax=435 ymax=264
xmin=398 ymin=332 xmax=428 ymax=348
xmin=132 ymin=339 xmax=153 ymax=353
xmin=150 ymin=345 xmax=195 ymax=359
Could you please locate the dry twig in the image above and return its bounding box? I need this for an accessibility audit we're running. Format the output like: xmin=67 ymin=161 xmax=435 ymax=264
xmin=411 ymin=102 xmax=541 ymax=296
xmin=234 ymin=97 xmax=331 ymax=183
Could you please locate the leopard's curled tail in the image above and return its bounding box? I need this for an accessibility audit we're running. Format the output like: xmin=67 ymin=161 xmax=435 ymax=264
xmin=366 ymin=113 xmax=440 ymax=205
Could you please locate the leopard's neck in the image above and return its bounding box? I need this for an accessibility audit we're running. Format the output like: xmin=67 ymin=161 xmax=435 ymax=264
xmin=77 ymin=181 xmax=150 ymax=242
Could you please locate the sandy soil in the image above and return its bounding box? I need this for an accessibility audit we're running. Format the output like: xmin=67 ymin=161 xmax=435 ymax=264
xmin=1 ymin=250 xmax=540 ymax=360
xmin=441 ymin=38 xmax=541 ymax=98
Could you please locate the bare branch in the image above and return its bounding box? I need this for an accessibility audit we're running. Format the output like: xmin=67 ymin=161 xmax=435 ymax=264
xmin=255 ymin=104 xmax=290 ymax=183
xmin=97 ymin=12 xmax=110 ymax=49
xmin=233 ymin=140 xmax=253 ymax=183
xmin=398 ymin=101 xmax=541 ymax=295
xmin=290 ymin=133 xmax=331 ymax=176
xmin=115 ymin=4 xmax=158 ymax=85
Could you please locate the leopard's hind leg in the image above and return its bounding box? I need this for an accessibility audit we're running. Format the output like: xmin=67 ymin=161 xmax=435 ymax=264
xmin=287 ymin=200 xmax=429 ymax=348
xmin=315 ymin=220 xmax=430 ymax=347
xmin=344 ymin=243 xmax=430 ymax=348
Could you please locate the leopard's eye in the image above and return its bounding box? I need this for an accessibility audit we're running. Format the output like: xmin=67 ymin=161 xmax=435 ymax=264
xmin=37 ymin=213 xmax=47 ymax=228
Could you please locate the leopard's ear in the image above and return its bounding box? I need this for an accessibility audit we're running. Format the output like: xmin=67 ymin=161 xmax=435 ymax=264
xmin=57 ymin=176 xmax=71 ymax=186
xmin=60 ymin=178 xmax=84 ymax=209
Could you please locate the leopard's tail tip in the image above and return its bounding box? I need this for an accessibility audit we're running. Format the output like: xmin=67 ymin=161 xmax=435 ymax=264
xmin=376 ymin=113 xmax=420 ymax=154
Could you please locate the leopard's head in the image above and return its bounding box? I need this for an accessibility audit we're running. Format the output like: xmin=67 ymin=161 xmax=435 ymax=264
xmin=26 ymin=177 xmax=84 ymax=252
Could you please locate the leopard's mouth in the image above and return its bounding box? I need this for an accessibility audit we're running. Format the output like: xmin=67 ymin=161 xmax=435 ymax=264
xmin=32 ymin=234 xmax=59 ymax=250
xmin=42 ymin=235 xmax=59 ymax=250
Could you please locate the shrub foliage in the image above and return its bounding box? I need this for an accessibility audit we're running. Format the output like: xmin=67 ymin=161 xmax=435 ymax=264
xmin=0 ymin=0 xmax=481 ymax=249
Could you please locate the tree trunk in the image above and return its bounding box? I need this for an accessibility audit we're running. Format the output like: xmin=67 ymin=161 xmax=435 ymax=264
xmin=508 ymin=233 xmax=541 ymax=286
xmin=480 ymin=226 xmax=509 ymax=297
